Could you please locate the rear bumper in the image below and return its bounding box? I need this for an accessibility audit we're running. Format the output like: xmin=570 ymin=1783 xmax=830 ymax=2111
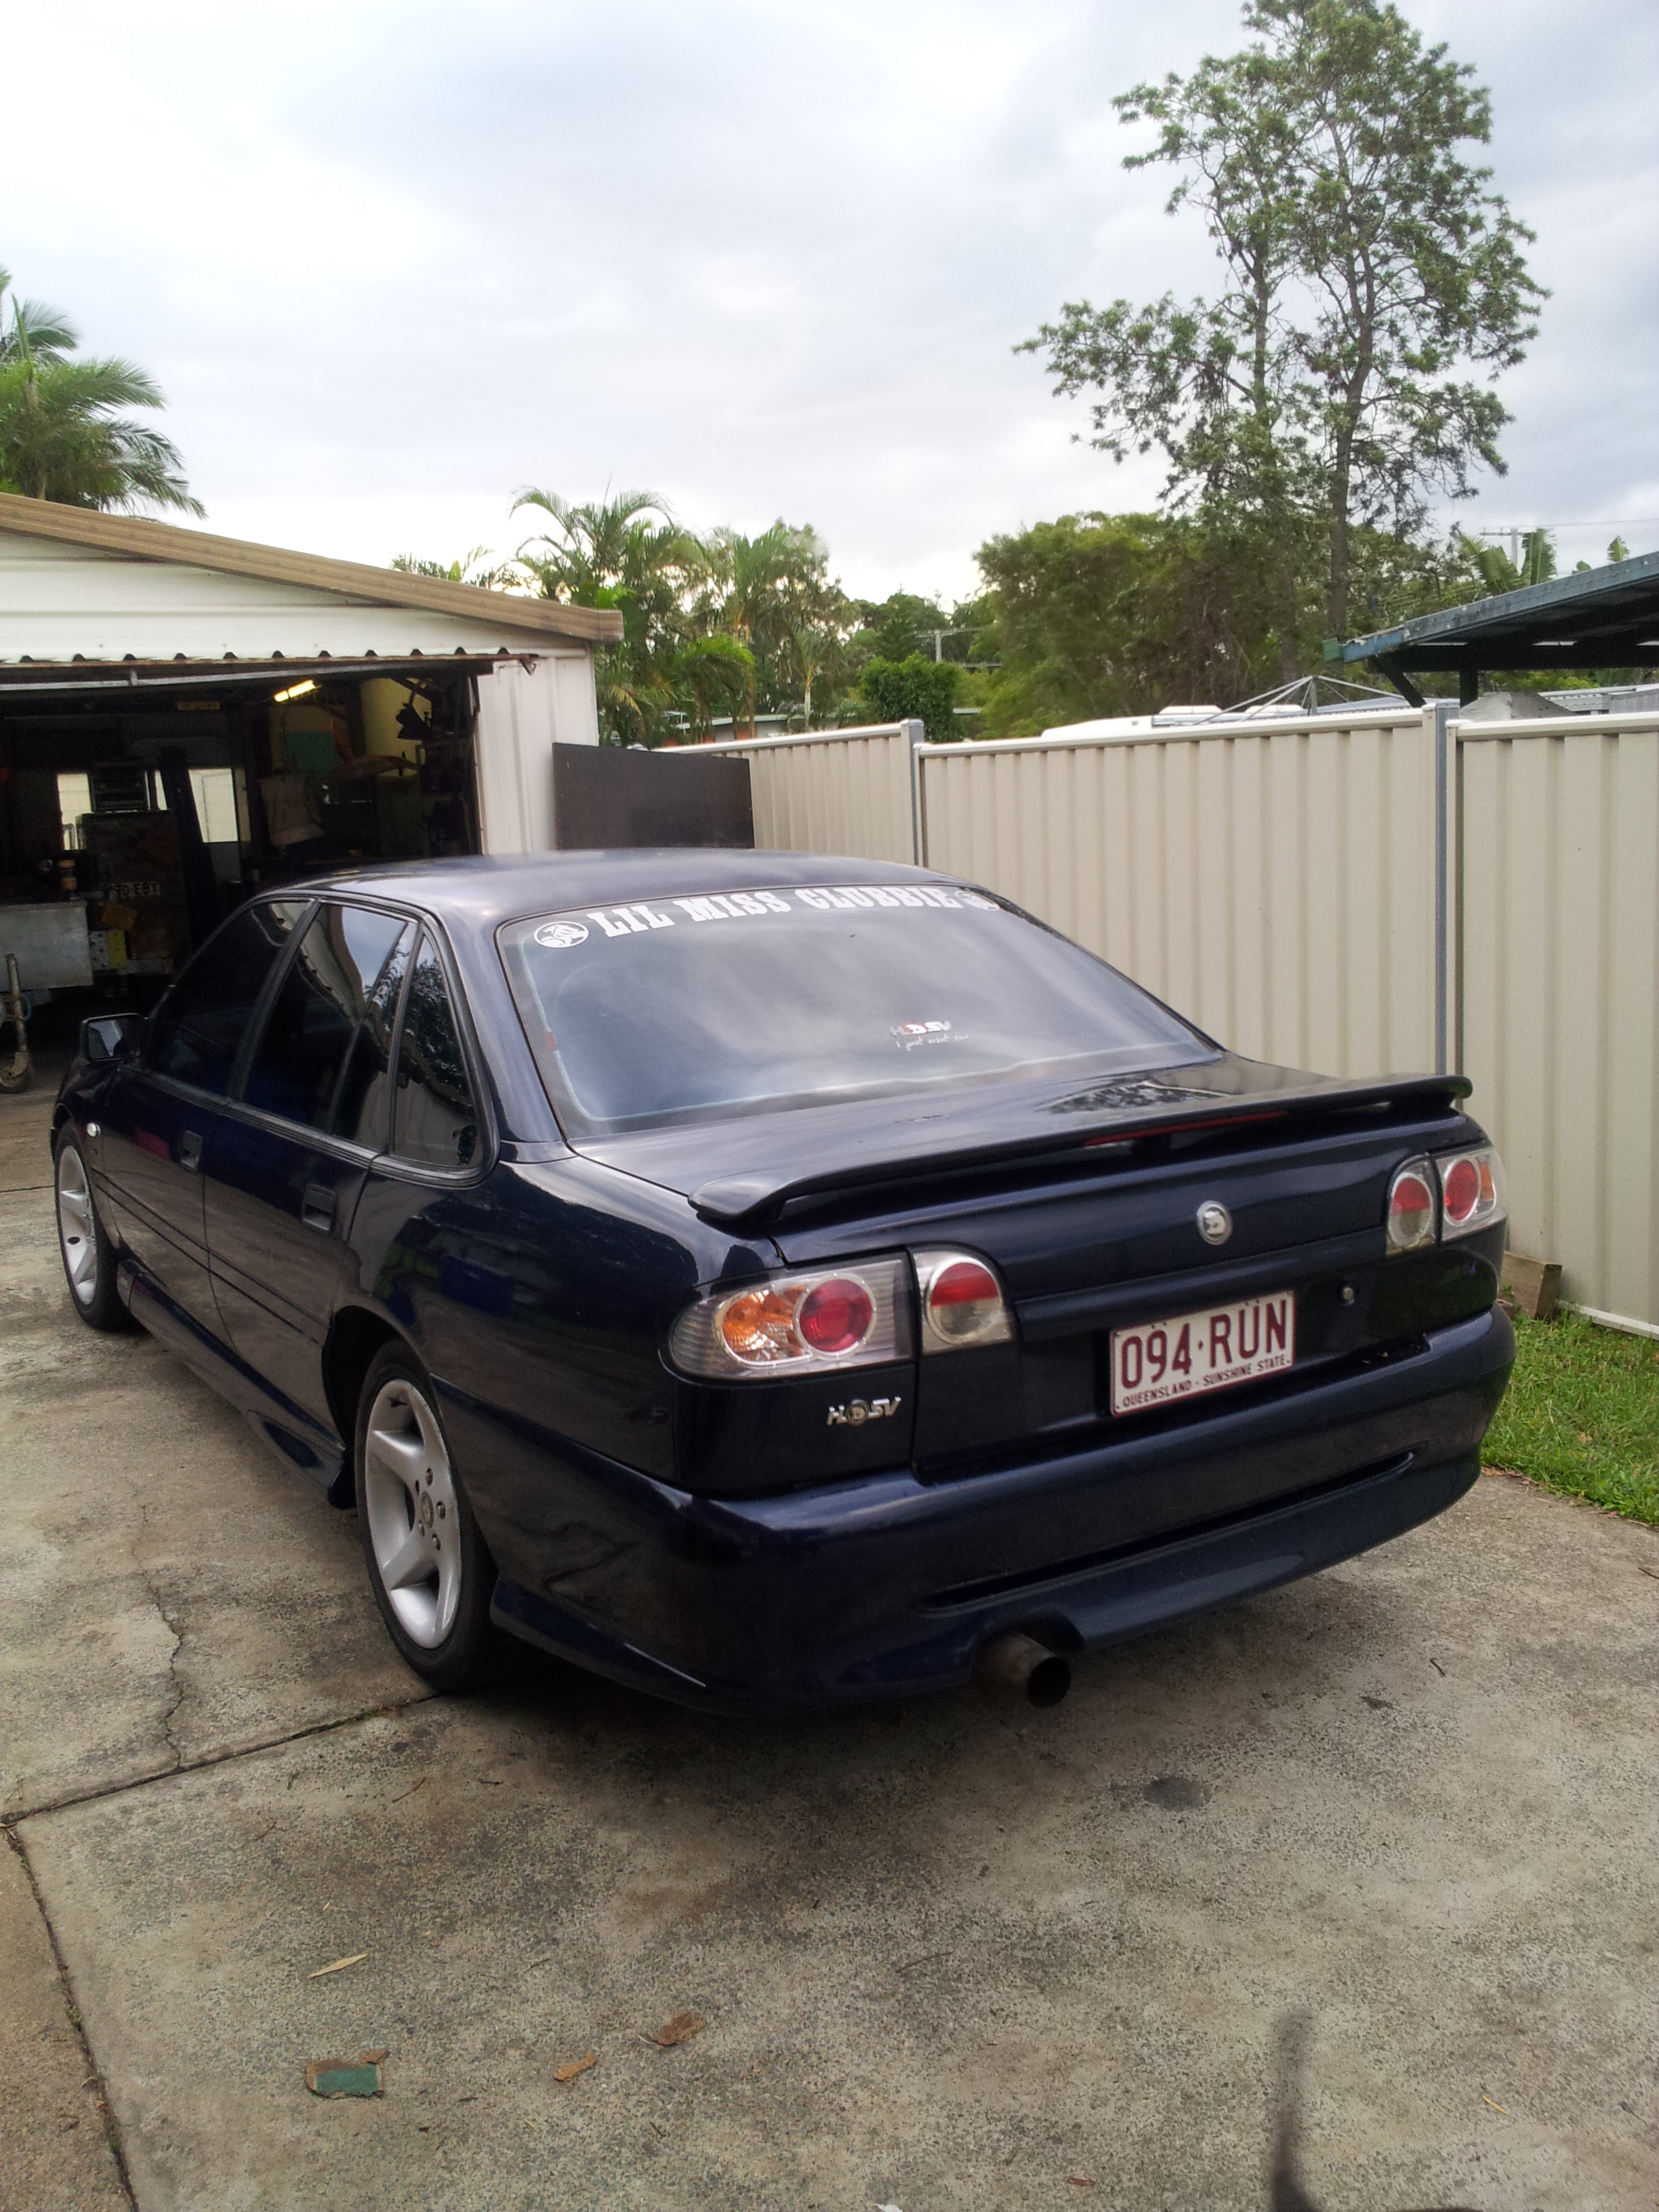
xmin=458 ymin=1305 xmax=1513 ymax=1715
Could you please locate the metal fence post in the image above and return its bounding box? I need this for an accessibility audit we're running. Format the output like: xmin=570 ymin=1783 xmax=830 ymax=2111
xmin=903 ymin=718 xmax=926 ymax=866
xmin=1432 ymin=698 xmax=1456 ymax=1075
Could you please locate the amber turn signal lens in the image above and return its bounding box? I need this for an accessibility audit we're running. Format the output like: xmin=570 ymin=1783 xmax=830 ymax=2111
xmin=719 ymin=1286 xmax=800 ymax=1362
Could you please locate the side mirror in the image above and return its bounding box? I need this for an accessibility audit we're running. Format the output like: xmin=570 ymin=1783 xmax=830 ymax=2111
xmin=81 ymin=1013 xmax=144 ymax=1064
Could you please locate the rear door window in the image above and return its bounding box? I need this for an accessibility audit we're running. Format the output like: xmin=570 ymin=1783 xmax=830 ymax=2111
xmin=392 ymin=933 xmax=480 ymax=1170
xmin=147 ymin=901 xmax=306 ymax=1095
xmin=242 ymin=903 xmax=407 ymax=1134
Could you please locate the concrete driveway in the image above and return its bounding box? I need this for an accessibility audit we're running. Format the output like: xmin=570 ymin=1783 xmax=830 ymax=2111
xmin=2 ymin=1067 xmax=1655 ymax=2212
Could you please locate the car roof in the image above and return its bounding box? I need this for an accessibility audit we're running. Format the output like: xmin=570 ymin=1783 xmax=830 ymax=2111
xmin=279 ymin=850 xmax=958 ymax=931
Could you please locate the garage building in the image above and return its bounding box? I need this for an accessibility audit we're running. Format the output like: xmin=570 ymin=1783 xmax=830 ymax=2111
xmin=0 ymin=494 xmax=619 ymax=1006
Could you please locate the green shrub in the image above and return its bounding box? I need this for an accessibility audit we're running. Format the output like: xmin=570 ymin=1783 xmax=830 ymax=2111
xmin=857 ymin=654 xmax=963 ymax=741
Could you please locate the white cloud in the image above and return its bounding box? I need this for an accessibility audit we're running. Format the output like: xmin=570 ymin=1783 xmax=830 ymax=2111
xmin=4 ymin=0 xmax=1654 ymax=602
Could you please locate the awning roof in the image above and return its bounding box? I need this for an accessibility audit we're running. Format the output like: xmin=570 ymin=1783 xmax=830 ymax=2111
xmin=1327 ymin=549 xmax=1659 ymax=687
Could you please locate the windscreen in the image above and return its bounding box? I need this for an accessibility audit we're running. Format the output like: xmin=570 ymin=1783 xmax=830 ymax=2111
xmin=498 ymin=881 xmax=1211 ymax=1139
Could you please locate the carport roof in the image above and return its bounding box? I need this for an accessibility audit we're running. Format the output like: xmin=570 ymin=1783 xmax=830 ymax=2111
xmin=0 ymin=491 xmax=623 ymax=650
xmin=1326 ymin=548 xmax=1659 ymax=693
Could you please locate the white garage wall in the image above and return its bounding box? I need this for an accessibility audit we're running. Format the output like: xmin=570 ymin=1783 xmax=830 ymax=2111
xmin=0 ymin=529 xmax=580 ymax=664
xmin=472 ymin=653 xmax=601 ymax=854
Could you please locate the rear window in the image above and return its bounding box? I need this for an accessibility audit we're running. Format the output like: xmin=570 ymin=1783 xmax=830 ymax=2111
xmin=497 ymin=880 xmax=1209 ymax=1139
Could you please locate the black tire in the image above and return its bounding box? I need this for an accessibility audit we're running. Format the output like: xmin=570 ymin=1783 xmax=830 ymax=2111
xmin=53 ymin=1127 xmax=132 ymax=1332
xmin=354 ymin=1341 xmax=495 ymax=1691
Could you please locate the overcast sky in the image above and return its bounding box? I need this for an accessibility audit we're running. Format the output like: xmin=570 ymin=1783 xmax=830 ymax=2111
xmin=7 ymin=0 xmax=1656 ymax=605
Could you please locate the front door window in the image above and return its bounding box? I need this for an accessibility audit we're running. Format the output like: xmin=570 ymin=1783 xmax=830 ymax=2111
xmin=147 ymin=901 xmax=306 ymax=1095
xmin=242 ymin=905 xmax=407 ymax=1132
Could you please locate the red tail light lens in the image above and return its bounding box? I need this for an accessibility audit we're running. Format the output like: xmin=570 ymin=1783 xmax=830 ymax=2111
xmin=1443 ymin=1158 xmax=1481 ymax=1221
xmin=797 ymin=1277 xmax=875 ymax=1354
xmin=1385 ymin=1158 xmax=1437 ymax=1253
xmin=1436 ymin=1145 xmax=1506 ymax=1241
xmin=914 ymin=1250 xmax=1014 ymax=1351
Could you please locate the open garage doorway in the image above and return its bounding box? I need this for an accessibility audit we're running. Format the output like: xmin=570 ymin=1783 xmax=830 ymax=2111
xmin=0 ymin=657 xmax=494 ymax=1013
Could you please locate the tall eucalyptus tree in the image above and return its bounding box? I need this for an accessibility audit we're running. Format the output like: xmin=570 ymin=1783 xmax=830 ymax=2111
xmin=1023 ymin=1 xmax=1544 ymax=647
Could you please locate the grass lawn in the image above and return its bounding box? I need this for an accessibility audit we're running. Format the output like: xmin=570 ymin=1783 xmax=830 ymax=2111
xmin=1485 ymin=1308 xmax=1659 ymax=1525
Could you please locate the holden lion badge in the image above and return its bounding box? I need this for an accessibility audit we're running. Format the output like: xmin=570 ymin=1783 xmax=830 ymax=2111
xmin=1195 ymin=1201 xmax=1233 ymax=1246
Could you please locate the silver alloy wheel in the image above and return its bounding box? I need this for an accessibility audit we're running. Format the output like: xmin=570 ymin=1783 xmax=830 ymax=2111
xmin=363 ymin=1378 xmax=462 ymax=1648
xmin=56 ymin=1145 xmax=98 ymax=1309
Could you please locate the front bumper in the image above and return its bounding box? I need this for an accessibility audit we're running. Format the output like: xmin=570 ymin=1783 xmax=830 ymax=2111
xmin=451 ymin=1305 xmax=1513 ymax=1715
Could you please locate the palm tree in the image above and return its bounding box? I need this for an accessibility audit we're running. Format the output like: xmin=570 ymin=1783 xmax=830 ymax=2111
xmin=0 ymin=279 xmax=77 ymax=367
xmin=512 ymin=487 xmax=689 ymax=601
xmin=699 ymin=522 xmax=842 ymax=733
xmin=1457 ymin=527 xmax=1557 ymax=598
xmin=666 ymin=633 xmax=754 ymax=736
xmin=0 ymin=268 xmax=201 ymax=514
xmin=781 ymin=620 xmax=840 ymax=729
xmin=513 ymin=487 xmax=718 ymax=744
xmin=391 ymin=546 xmax=524 ymax=591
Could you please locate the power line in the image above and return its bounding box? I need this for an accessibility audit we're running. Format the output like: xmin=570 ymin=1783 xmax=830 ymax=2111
xmin=1473 ymin=516 xmax=1659 ymax=530
xmin=1478 ymin=520 xmax=1648 ymax=568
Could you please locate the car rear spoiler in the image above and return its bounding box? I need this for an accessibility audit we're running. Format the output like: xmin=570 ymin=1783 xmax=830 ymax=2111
xmin=688 ymin=1070 xmax=1472 ymax=1229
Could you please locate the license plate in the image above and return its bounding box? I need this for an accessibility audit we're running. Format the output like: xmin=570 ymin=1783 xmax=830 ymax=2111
xmin=1109 ymin=1291 xmax=1295 ymax=1415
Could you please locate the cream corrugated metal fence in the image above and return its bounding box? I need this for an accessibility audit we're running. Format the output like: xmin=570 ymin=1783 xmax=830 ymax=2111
xmin=674 ymin=704 xmax=1658 ymax=1331
xmin=699 ymin=721 xmax=920 ymax=865
xmin=1456 ymin=713 xmax=1659 ymax=1333
xmin=918 ymin=710 xmax=1439 ymax=1082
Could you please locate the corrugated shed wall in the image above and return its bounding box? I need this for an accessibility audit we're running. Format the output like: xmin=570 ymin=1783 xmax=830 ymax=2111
xmin=1458 ymin=716 xmax=1659 ymax=1328
xmin=919 ymin=712 xmax=1439 ymax=1080
xmin=476 ymin=655 xmax=600 ymax=853
xmin=702 ymin=724 xmax=918 ymax=864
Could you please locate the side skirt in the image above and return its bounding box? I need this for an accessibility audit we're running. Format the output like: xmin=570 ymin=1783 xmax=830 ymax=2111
xmin=120 ymin=1261 xmax=346 ymax=1497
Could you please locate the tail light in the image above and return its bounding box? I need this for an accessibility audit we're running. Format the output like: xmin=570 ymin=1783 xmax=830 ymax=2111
xmin=914 ymin=1249 xmax=1014 ymax=1352
xmin=1385 ymin=1157 xmax=1437 ymax=1252
xmin=1385 ymin=1145 xmax=1507 ymax=1254
xmin=669 ymin=1256 xmax=911 ymax=1379
xmin=669 ymin=1248 xmax=1015 ymax=1378
xmin=1436 ymin=1146 xmax=1506 ymax=1241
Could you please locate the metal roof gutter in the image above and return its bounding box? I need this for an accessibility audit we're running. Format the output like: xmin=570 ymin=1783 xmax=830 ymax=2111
xmin=0 ymin=655 xmax=528 ymax=699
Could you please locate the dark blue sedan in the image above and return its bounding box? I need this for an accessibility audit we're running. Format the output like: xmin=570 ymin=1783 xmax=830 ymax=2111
xmin=52 ymin=853 xmax=1513 ymax=1711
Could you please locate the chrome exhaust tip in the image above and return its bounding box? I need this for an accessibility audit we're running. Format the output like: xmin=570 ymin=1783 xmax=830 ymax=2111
xmin=975 ymin=1631 xmax=1071 ymax=1708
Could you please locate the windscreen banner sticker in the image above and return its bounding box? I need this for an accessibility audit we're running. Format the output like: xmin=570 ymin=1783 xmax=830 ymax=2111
xmin=531 ymin=885 xmax=1003 ymax=947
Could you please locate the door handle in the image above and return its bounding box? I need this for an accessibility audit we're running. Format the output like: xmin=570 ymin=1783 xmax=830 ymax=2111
xmin=302 ymin=1183 xmax=337 ymax=1233
xmin=179 ymin=1130 xmax=203 ymax=1172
